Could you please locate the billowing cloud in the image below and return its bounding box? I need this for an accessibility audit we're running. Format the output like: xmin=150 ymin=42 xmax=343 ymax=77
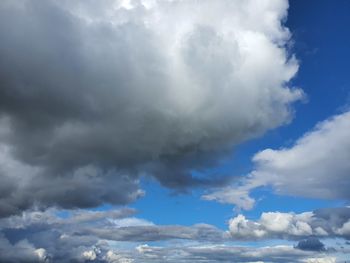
xmin=204 ymin=111 xmax=350 ymax=209
xmin=0 ymin=0 xmax=301 ymax=216
xmin=228 ymin=207 xmax=350 ymax=240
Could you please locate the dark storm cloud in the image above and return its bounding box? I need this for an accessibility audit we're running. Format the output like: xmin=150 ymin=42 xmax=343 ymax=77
xmin=296 ymin=237 xmax=326 ymax=251
xmin=0 ymin=0 xmax=301 ymax=216
xmin=0 ymin=161 xmax=143 ymax=218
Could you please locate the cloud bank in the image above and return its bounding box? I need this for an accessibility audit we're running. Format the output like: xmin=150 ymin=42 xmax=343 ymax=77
xmin=0 ymin=207 xmax=346 ymax=262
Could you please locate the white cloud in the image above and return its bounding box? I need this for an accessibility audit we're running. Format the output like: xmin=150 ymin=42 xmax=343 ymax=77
xmin=133 ymin=243 xmax=324 ymax=263
xmin=228 ymin=208 xmax=350 ymax=240
xmin=104 ymin=250 xmax=134 ymax=263
xmin=229 ymin=212 xmax=315 ymax=239
xmin=34 ymin=248 xmax=49 ymax=262
xmin=229 ymin=214 xmax=267 ymax=239
xmin=302 ymin=258 xmax=336 ymax=263
xmin=82 ymin=250 xmax=97 ymax=261
xmin=109 ymin=217 xmax=154 ymax=228
xmin=202 ymin=185 xmax=256 ymax=210
xmin=204 ymin=111 xmax=350 ymax=209
xmin=251 ymin=111 xmax=350 ymax=200
xmin=335 ymin=220 xmax=350 ymax=236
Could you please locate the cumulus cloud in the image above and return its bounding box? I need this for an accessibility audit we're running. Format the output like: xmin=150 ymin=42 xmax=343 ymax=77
xmin=204 ymin=111 xmax=350 ymax=209
xmin=228 ymin=207 xmax=350 ymax=240
xmin=82 ymin=250 xmax=97 ymax=261
xmin=0 ymin=0 xmax=301 ymax=216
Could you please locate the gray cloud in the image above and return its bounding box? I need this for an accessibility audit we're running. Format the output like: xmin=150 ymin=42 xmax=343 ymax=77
xmin=0 ymin=153 xmax=143 ymax=217
xmin=296 ymin=237 xmax=326 ymax=252
xmin=81 ymin=224 xmax=227 ymax=243
xmin=0 ymin=234 xmax=49 ymax=263
xmin=0 ymin=0 xmax=301 ymax=215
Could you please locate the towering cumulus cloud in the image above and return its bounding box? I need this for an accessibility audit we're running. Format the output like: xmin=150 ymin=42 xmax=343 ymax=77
xmin=0 ymin=0 xmax=302 ymax=216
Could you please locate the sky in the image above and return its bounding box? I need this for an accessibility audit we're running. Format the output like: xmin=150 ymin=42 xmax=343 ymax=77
xmin=0 ymin=0 xmax=349 ymax=262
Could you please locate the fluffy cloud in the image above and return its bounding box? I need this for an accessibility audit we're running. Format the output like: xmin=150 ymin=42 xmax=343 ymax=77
xmin=82 ymin=250 xmax=97 ymax=261
xmin=0 ymin=0 xmax=301 ymax=216
xmin=228 ymin=207 xmax=350 ymax=240
xmin=251 ymin=111 xmax=350 ymax=200
xmin=204 ymin=111 xmax=350 ymax=209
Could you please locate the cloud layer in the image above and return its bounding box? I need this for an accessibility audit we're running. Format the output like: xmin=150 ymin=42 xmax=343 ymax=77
xmin=0 ymin=207 xmax=347 ymax=262
xmin=0 ymin=0 xmax=301 ymax=216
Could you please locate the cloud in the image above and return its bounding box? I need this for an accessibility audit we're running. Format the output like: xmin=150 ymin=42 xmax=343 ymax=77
xmin=104 ymin=250 xmax=134 ymax=263
xmin=0 ymin=0 xmax=301 ymax=216
xmin=1 ymin=207 xmax=349 ymax=262
xmin=302 ymin=258 xmax=336 ymax=263
xmin=82 ymin=223 xmax=227 ymax=242
xmin=0 ymin=145 xmax=143 ymax=217
xmin=82 ymin=250 xmax=97 ymax=261
xmin=0 ymin=207 xmax=227 ymax=262
xmin=0 ymin=234 xmax=48 ymax=263
xmin=296 ymin=238 xmax=326 ymax=252
xmin=228 ymin=207 xmax=350 ymax=240
xmin=134 ymin=244 xmax=333 ymax=263
xmin=204 ymin=111 xmax=350 ymax=209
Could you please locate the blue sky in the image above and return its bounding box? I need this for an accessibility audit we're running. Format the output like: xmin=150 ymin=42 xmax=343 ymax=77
xmin=0 ymin=0 xmax=349 ymax=262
